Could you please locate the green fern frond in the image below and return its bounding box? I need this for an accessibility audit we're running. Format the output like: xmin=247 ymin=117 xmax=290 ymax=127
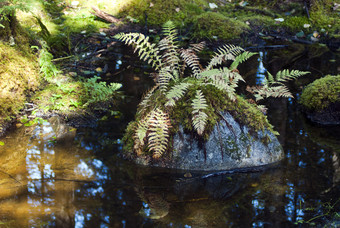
xmin=207 ymin=44 xmax=244 ymax=70
xmin=158 ymin=66 xmax=175 ymax=92
xmin=200 ymin=67 xmax=244 ymax=101
xmin=275 ymin=69 xmax=309 ymax=84
xmin=267 ymin=71 xmax=274 ymax=84
xmin=191 ymin=90 xmax=208 ymax=135
xmin=138 ymin=85 xmax=159 ymax=113
xmin=162 ymin=20 xmax=177 ymax=38
xmin=114 ymin=32 xmax=162 ymax=70
xmin=247 ymin=85 xmax=293 ymax=102
xmin=229 ymin=51 xmax=257 ymax=70
xmin=147 ymin=108 xmax=171 ymax=159
xmin=165 ymin=82 xmax=192 ymax=106
xmin=180 ymin=49 xmax=201 ymax=77
xmin=133 ymin=117 xmax=149 ymax=156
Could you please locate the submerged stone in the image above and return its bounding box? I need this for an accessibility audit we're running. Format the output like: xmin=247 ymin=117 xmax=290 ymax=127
xmin=135 ymin=112 xmax=284 ymax=171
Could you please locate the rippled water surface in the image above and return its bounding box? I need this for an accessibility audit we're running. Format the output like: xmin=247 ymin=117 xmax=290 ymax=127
xmin=0 ymin=43 xmax=339 ymax=227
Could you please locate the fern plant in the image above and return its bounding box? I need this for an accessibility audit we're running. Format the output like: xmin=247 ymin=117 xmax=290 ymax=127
xmin=116 ymin=21 xmax=308 ymax=160
xmin=246 ymin=69 xmax=309 ymax=102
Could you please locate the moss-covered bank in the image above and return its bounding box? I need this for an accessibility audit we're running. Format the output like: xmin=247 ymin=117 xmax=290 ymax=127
xmin=0 ymin=42 xmax=40 ymax=136
xmin=117 ymin=0 xmax=340 ymax=43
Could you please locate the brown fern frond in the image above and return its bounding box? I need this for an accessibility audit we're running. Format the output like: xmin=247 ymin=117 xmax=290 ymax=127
xmin=138 ymin=85 xmax=159 ymax=114
xmin=147 ymin=108 xmax=171 ymax=159
xmin=190 ymin=41 xmax=206 ymax=53
xmin=191 ymin=90 xmax=208 ymax=135
xmin=180 ymin=49 xmax=201 ymax=78
xmin=246 ymin=85 xmax=293 ymax=102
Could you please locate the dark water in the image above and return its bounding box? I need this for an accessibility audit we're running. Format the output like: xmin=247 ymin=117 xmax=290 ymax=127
xmin=0 ymin=43 xmax=339 ymax=227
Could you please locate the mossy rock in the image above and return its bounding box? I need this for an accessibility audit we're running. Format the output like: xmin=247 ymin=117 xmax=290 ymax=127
xmin=123 ymin=88 xmax=283 ymax=171
xmin=192 ymin=12 xmax=249 ymax=41
xmin=299 ymin=75 xmax=340 ymax=125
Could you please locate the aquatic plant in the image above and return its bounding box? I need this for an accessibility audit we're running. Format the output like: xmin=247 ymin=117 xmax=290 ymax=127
xmin=115 ymin=21 xmax=309 ymax=159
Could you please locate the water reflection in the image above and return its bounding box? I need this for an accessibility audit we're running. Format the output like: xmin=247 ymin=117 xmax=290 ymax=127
xmin=256 ymin=51 xmax=267 ymax=85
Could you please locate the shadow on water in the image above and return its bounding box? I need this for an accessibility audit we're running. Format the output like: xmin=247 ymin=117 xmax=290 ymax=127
xmin=0 ymin=42 xmax=339 ymax=227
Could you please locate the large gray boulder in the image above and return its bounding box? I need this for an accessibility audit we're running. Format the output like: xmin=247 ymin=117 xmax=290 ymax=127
xmin=136 ymin=112 xmax=284 ymax=171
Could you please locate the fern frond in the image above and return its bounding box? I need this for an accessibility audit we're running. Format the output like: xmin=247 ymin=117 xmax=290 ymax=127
xmin=247 ymin=85 xmax=293 ymax=102
xmin=180 ymin=49 xmax=201 ymax=77
xmin=191 ymin=90 xmax=208 ymax=135
xmin=158 ymin=66 xmax=175 ymax=92
xmin=147 ymin=108 xmax=171 ymax=159
xmin=162 ymin=21 xmax=177 ymax=38
xmin=267 ymin=71 xmax=274 ymax=84
xmin=165 ymin=82 xmax=191 ymax=106
xmin=200 ymin=67 xmax=244 ymax=101
xmin=229 ymin=51 xmax=257 ymax=70
xmin=138 ymin=85 xmax=159 ymax=113
xmin=114 ymin=32 xmax=162 ymax=70
xmin=190 ymin=41 xmax=206 ymax=53
xmin=159 ymin=37 xmax=181 ymax=71
xmin=275 ymin=69 xmax=309 ymax=84
xmin=207 ymin=44 xmax=244 ymax=70
xmin=134 ymin=117 xmax=149 ymax=156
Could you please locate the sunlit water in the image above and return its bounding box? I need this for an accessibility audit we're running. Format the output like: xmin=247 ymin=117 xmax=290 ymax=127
xmin=0 ymin=43 xmax=339 ymax=227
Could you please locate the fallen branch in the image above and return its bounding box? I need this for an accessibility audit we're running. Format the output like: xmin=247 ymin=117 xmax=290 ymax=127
xmin=90 ymin=6 xmax=120 ymax=24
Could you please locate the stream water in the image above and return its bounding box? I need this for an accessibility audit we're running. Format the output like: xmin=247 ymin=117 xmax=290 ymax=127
xmin=0 ymin=42 xmax=339 ymax=227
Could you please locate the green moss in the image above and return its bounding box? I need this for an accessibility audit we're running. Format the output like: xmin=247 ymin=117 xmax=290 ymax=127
xmin=0 ymin=42 xmax=40 ymax=132
xmin=310 ymin=0 xmax=340 ymax=33
xmin=192 ymin=12 xmax=249 ymax=41
xmin=238 ymin=15 xmax=276 ymax=28
xmin=299 ymin=75 xmax=340 ymax=111
xmin=281 ymin=16 xmax=310 ymax=32
xmin=118 ymin=0 xmax=207 ymax=28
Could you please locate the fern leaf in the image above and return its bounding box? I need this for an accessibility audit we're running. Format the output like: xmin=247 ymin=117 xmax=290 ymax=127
xmin=191 ymin=90 xmax=208 ymax=135
xmin=133 ymin=117 xmax=149 ymax=156
xmin=275 ymin=69 xmax=309 ymax=83
xmin=190 ymin=41 xmax=206 ymax=53
xmin=165 ymin=82 xmax=192 ymax=106
xmin=158 ymin=66 xmax=175 ymax=92
xmin=207 ymin=44 xmax=244 ymax=70
xmin=138 ymin=85 xmax=158 ymax=113
xmin=229 ymin=51 xmax=257 ymax=70
xmin=114 ymin=32 xmax=162 ymax=70
xmin=247 ymin=85 xmax=293 ymax=102
xmin=159 ymin=37 xmax=181 ymax=70
xmin=180 ymin=49 xmax=201 ymax=77
xmin=200 ymin=67 xmax=243 ymax=101
xmin=267 ymin=71 xmax=274 ymax=84
xmin=162 ymin=21 xmax=177 ymax=37
xmin=147 ymin=109 xmax=171 ymax=159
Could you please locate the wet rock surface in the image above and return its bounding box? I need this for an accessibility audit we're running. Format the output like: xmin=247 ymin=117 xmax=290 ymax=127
xmin=136 ymin=112 xmax=284 ymax=171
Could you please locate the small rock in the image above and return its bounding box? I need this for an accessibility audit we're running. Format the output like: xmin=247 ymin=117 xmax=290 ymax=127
xmin=274 ymin=18 xmax=284 ymax=22
xmin=209 ymin=3 xmax=218 ymax=9
xmin=71 ymin=1 xmax=79 ymax=6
